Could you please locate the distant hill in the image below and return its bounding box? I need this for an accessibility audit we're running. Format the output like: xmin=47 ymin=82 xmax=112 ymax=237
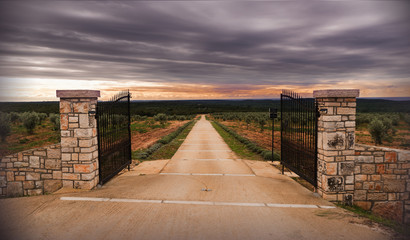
xmin=0 ymin=98 xmax=408 ymax=115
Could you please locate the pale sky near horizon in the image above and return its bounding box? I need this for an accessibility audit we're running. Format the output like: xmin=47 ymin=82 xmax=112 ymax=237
xmin=0 ymin=1 xmax=409 ymax=101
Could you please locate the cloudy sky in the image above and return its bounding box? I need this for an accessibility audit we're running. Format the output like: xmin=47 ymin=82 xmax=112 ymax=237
xmin=0 ymin=1 xmax=409 ymax=101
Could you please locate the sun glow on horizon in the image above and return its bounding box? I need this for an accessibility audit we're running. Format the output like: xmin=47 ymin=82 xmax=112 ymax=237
xmin=0 ymin=77 xmax=409 ymax=102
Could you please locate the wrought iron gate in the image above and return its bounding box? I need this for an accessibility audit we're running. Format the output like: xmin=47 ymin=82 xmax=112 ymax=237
xmin=96 ymin=91 xmax=131 ymax=185
xmin=281 ymin=90 xmax=318 ymax=187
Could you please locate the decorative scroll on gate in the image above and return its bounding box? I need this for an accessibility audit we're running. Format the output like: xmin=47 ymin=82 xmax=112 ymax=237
xmin=96 ymin=91 xmax=131 ymax=185
xmin=281 ymin=90 xmax=319 ymax=187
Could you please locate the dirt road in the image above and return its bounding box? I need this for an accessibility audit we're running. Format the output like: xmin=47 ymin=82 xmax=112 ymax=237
xmin=0 ymin=116 xmax=393 ymax=239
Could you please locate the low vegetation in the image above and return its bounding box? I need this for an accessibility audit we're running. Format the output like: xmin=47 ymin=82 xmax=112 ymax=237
xmin=212 ymin=120 xmax=280 ymax=161
xmin=132 ymin=120 xmax=195 ymax=160
xmin=0 ymin=111 xmax=60 ymax=158
xmin=356 ymin=112 xmax=409 ymax=149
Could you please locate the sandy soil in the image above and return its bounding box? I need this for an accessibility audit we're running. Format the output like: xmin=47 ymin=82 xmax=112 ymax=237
xmin=131 ymin=120 xmax=188 ymax=151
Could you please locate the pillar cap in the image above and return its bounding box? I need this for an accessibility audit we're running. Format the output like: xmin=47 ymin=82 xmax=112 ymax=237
xmin=313 ymin=89 xmax=359 ymax=98
xmin=56 ymin=90 xmax=100 ymax=98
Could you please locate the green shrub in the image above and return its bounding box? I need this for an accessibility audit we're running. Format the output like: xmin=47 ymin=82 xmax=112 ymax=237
xmin=0 ymin=112 xmax=11 ymax=141
xmin=154 ymin=113 xmax=168 ymax=125
xmin=21 ymin=112 xmax=40 ymax=134
xmin=369 ymin=119 xmax=386 ymax=145
xmin=258 ymin=118 xmax=266 ymax=132
xmin=38 ymin=113 xmax=48 ymax=124
xmin=9 ymin=112 xmax=21 ymax=123
xmin=49 ymin=114 xmax=60 ymax=131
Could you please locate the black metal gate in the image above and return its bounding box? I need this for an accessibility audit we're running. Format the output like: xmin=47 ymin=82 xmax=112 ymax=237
xmin=281 ymin=90 xmax=318 ymax=187
xmin=96 ymin=91 xmax=131 ymax=185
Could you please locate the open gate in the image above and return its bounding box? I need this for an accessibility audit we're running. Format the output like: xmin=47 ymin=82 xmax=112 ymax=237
xmin=96 ymin=91 xmax=131 ymax=185
xmin=281 ymin=90 xmax=319 ymax=187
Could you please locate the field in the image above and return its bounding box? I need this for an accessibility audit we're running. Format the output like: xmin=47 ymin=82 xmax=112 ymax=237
xmin=0 ymin=117 xmax=60 ymax=158
xmin=0 ymin=99 xmax=409 ymax=159
xmin=209 ymin=111 xmax=410 ymax=152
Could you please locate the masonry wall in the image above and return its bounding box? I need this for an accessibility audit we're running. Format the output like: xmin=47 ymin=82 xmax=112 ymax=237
xmin=315 ymin=90 xmax=359 ymax=203
xmin=354 ymin=143 xmax=410 ymax=223
xmin=57 ymin=90 xmax=100 ymax=190
xmin=0 ymin=144 xmax=62 ymax=197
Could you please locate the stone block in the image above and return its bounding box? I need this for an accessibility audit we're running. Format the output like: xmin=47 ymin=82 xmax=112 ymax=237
xmin=357 ymin=156 xmax=373 ymax=163
xmin=322 ymin=115 xmax=342 ymax=122
xmin=47 ymin=148 xmax=61 ymax=159
xmin=398 ymin=152 xmax=409 ymax=162
xmin=372 ymin=201 xmax=403 ymax=223
xmin=6 ymin=182 xmax=23 ymax=197
xmin=323 ymin=122 xmax=336 ymax=129
xmin=69 ymin=116 xmax=78 ymax=123
xmin=362 ymin=164 xmax=375 ymax=174
xmin=63 ymin=180 xmax=73 ymax=188
xmin=353 ymin=190 xmax=367 ymax=200
xmin=326 ymin=176 xmax=344 ymax=192
xmin=326 ymin=162 xmax=338 ymax=175
xmin=33 ymin=151 xmax=47 ymax=156
xmin=44 ymin=180 xmax=62 ymax=193
xmin=60 ymin=101 xmax=71 ymax=113
xmin=371 ymin=175 xmax=381 ymax=181
xmin=345 ymin=184 xmax=354 ymax=191
xmin=15 ymin=175 xmax=25 ymax=181
xmin=68 ymin=123 xmax=79 ymax=128
xmin=355 ymin=201 xmax=372 ymax=211
xmin=376 ymin=164 xmax=385 ymax=174
xmin=45 ymin=159 xmax=61 ymax=170
xmin=41 ymin=173 xmax=53 ymax=179
xmin=340 ymin=162 xmax=354 ymax=175
xmin=74 ymin=180 xmax=95 ymax=190
xmin=23 ymin=181 xmax=35 ymax=189
xmin=73 ymin=102 xmax=89 ymax=113
xmin=80 ymin=146 xmax=97 ymax=153
xmin=26 ymin=172 xmax=40 ymax=181
xmin=79 ymin=114 xmax=89 ymax=128
xmin=73 ymin=163 xmax=94 ymax=173
xmin=81 ymin=172 xmax=96 ymax=180
xmin=388 ymin=193 xmax=397 ymax=201
xmin=71 ymin=153 xmax=79 ymax=161
xmin=61 ymin=153 xmax=72 ymax=161
xmin=53 ymin=171 xmax=62 ymax=179
xmin=367 ymin=193 xmax=387 ymax=201
xmin=375 ymin=157 xmax=384 ymax=163
xmin=345 ymin=121 xmax=355 ymax=127
xmin=345 ymin=175 xmax=354 ymax=184
xmin=363 ymin=182 xmax=374 ymax=190
xmin=385 ymin=152 xmax=397 ymax=163
xmin=27 ymin=189 xmax=43 ymax=196
xmin=384 ymin=180 xmax=405 ymax=192
xmin=355 ymin=175 xmax=367 ymax=181
xmin=337 ymin=107 xmax=356 ymax=115
xmin=61 ymin=137 xmax=78 ymax=148
xmin=324 ymin=132 xmax=345 ymax=150
xmin=78 ymin=153 xmax=93 ymax=161
xmin=60 ymin=114 xmax=69 ymax=130
xmin=79 ymin=139 xmax=93 ymax=148
xmin=29 ymin=156 xmax=40 ymax=168
xmin=62 ymin=173 xmax=80 ymax=180
xmin=74 ymin=128 xmax=92 ymax=138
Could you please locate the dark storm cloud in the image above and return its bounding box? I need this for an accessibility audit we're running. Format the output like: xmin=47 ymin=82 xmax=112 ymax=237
xmin=0 ymin=1 xmax=409 ymax=87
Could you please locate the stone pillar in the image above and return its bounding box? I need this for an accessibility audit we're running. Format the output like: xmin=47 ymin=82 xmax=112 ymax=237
xmin=56 ymin=90 xmax=100 ymax=189
xmin=314 ymin=89 xmax=359 ymax=203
